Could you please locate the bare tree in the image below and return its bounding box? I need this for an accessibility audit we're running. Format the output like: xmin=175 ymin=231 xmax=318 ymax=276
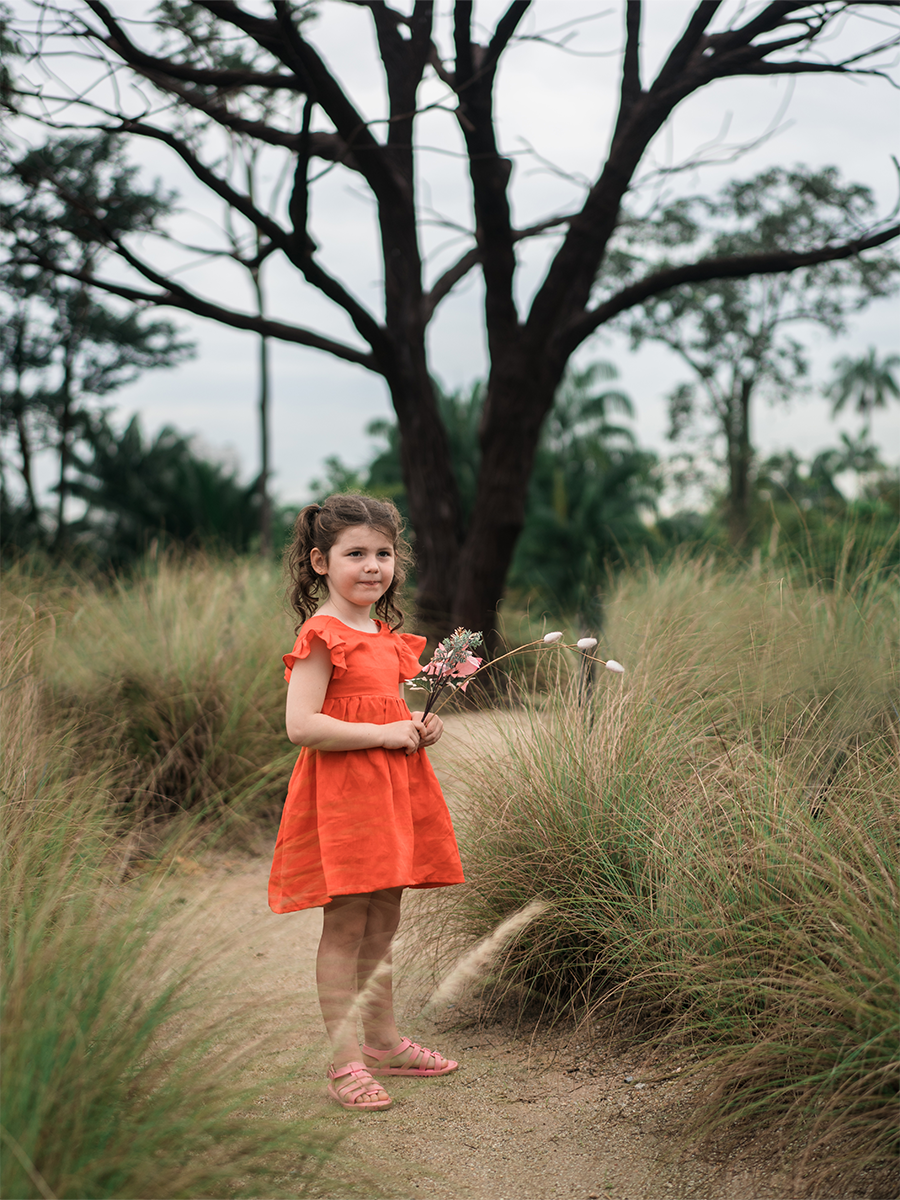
xmin=4 ymin=0 xmax=899 ymax=642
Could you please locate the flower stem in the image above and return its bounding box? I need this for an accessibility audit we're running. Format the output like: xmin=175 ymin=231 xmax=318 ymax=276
xmin=430 ymin=639 xmax=618 ymax=714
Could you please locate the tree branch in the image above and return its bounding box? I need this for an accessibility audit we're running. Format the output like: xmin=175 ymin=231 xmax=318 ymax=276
xmin=113 ymin=128 xmax=389 ymax=359
xmin=11 ymin=135 xmax=393 ymax=364
xmin=561 ymin=224 xmax=900 ymax=357
xmin=422 ymin=212 xmax=575 ymax=323
xmin=423 ymin=247 xmax=481 ymax=323
xmin=121 ymin=74 xmax=301 ymax=150
xmin=84 ymin=0 xmax=303 ymax=90
xmin=269 ymin=0 xmax=403 ymax=204
xmin=109 ymin=119 xmax=299 ymax=252
xmin=619 ymin=0 xmax=642 ymax=115
xmin=485 ymin=1 xmax=533 ymax=73
xmin=18 ymin=254 xmax=378 ymax=370
xmin=453 ymin=1 xmax=474 ymax=84
xmin=652 ymin=0 xmax=722 ymax=92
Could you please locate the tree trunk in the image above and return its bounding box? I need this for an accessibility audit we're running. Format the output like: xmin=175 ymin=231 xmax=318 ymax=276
xmin=451 ymin=362 xmax=559 ymax=651
xmin=387 ymin=357 xmax=464 ymax=635
xmin=13 ymin=409 xmax=40 ymax=529
xmin=248 ymin=158 xmax=272 ymax=558
xmin=726 ymin=376 xmax=753 ymax=548
xmin=52 ymin=383 xmax=72 ymax=552
xmin=257 ymin=328 xmax=272 ymax=557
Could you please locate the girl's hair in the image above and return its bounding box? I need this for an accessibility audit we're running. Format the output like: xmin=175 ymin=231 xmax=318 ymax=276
xmin=284 ymin=493 xmax=413 ymax=631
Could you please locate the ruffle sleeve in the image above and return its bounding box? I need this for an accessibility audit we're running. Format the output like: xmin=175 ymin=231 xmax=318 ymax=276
xmin=283 ymin=623 xmax=348 ymax=682
xmin=397 ymin=631 xmax=427 ymax=681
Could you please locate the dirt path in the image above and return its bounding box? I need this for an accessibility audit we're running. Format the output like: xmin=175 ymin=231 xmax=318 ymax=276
xmin=166 ymin=716 xmax=807 ymax=1200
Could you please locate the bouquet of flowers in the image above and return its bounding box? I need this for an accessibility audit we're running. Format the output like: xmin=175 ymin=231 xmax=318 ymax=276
xmin=406 ymin=627 xmax=623 ymax=718
xmin=406 ymin=627 xmax=484 ymax=719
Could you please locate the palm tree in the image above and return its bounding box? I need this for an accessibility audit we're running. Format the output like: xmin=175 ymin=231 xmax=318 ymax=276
xmin=826 ymin=347 xmax=900 ymax=420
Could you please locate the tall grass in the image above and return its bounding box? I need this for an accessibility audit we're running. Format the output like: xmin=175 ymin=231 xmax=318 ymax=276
xmin=2 ymin=555 xmax=297 ymax=836
xmin=1 ymin=603 xmax=336 ymax=1200
xmin=448 ymin=555 xmax=898 ymax=1194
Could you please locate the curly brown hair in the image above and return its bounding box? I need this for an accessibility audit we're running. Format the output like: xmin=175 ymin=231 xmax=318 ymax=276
xmin=284 ymin=493 xmax=413 ymax=632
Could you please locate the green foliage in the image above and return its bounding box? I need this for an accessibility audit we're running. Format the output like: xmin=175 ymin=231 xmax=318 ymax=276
xmin=508 ymin=365 xmax=659 ymax=607
xmin=0 ymin=132 xmax=194 ymax=551
xmin=69 ymin=413 xmax=264 ymax=563
xmin=608 ymin=165 xmax=900 ymax=544
xmin=825 ymin=345 xmax=900 ymax=419
xmin=447 ymin=556 xmax=899 ymax=1192
xmin=0 ymin=604 xmax=336 ymax=1199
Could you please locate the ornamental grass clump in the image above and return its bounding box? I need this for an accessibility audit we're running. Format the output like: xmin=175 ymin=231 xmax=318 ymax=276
xmin=1 ymin=609 xmax=337 ymax=1200
xmin=447 ymin=555 xmax=898 ymax=1193
xmin=2 ymin=555 xmax=297 ymax=832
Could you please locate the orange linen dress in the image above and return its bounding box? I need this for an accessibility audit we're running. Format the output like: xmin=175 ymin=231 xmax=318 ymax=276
xmin=268 ymin=614 xmax=465 ymax=914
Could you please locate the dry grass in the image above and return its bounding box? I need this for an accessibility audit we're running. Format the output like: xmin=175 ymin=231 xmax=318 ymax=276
xmin=2 ymin=554 xmax=297 ymax=839
xmin=0 ymin=602 xmax=339 ymax=1200
xmin=438 ymin=556 xmax=898 ymax=1195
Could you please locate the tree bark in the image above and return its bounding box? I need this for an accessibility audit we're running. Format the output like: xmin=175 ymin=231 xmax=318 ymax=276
xmin=250 ymin=264 xmax=272 ymax=557
xmin=726 ymin=375 xmax=753 ymax=548
xmin=451 ymin=357 xmax=561 ymax=648
xmin=384 ymin=350 xmax=463 ymax=633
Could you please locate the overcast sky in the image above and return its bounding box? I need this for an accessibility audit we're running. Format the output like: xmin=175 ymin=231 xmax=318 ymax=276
xmin=9 ymin=0 xmax=900 ymax=507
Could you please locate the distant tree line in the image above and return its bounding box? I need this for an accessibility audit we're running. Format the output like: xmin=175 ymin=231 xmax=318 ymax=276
xmin=0 ymin=134 xmax=272 ymax=563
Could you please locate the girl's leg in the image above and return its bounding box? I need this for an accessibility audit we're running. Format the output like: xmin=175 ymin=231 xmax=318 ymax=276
xmin=358 ymin=889 xmax=454 ymax=1074
xmin=316 ymin=894 xmax=389 ymax=1102
xmin=355 ymin=887 xmax=403 ymax=1052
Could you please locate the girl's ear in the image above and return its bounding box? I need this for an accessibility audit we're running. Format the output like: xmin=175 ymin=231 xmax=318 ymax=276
xmin=310 ymin=547 xmax=328 ymax=577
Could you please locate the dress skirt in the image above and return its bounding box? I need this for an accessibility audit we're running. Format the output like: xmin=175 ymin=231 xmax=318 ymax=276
xmin=268 ymin=614 xmax=465 ymax=913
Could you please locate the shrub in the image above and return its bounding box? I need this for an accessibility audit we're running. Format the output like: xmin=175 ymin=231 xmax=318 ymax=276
xmin=1 ymin=606 xmax=336 ymax=1199
xmin=2 ymin=555 xmax=297 ymax=832
xmin=448 ymin=556 xmax=899 ymax=1192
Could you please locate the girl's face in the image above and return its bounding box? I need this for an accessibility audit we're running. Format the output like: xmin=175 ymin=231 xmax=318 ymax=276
xmin=310 ymin=524 xmax=395 ymax=612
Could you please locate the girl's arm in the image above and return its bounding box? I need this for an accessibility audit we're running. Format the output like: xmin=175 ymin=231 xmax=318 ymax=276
xmin=286 ymin=638 xmax=421 ymax=754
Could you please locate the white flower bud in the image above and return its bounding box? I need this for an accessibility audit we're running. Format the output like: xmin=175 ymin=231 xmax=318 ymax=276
xmin=542 ymin=631 xmax=564 ymax=643
xmin=605 ymin=659 xmax=624 ymax=673
xmin=576 ymin=637 xmax=598 ymax=650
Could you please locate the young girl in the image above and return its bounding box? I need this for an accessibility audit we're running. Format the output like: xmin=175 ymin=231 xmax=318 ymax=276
xmin=269 ymin=493 xmax=465 ymax=1111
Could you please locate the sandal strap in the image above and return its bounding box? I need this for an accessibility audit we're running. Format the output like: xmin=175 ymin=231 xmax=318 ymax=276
xmin=366 ymin=1037 xmax=448 ymax=1070
xmin=329 ymin=1062 xmax=385 ymax=1104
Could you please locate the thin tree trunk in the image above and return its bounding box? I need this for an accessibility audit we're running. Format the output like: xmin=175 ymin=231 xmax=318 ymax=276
xmin=14 ymin=409 xmax=40 ymax=527
xmin=52 ymin=364 xmax=74 ymax=552
xmin=9 ymin=312 xmax=41 ymax=528
xmin=726 ymin=376 xmax=753 ymax=548
xmin=251 ymin=265 xmax=272 ymax=557
xmin=247 ymin=157 xmax=272 ymax=557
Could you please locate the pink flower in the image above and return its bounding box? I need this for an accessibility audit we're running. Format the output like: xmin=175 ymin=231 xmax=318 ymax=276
xmin=453 ymin=654 xmax=482 ymax=692
xmin=455 ymin=654 xmax=482 ymax=677
xmin=423 ymin=660 xmax=452 ymax=677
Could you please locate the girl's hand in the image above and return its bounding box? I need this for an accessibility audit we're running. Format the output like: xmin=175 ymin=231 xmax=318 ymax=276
xmin=379 ymin=720 xmax=422 ymax=755
xmin=412 ymin=711 xmax=443 ymax=747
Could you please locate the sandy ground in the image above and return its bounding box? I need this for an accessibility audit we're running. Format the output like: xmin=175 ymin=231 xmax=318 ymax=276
xmin=163 ymin=716 xmax=886 ymax=1200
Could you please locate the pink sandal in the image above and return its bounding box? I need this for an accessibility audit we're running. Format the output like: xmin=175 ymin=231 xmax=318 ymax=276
xmin=327 ymin=1062 xmax=392 ymax=1110
xmin=362 ymin=1037 xmax=458 ymax=1077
